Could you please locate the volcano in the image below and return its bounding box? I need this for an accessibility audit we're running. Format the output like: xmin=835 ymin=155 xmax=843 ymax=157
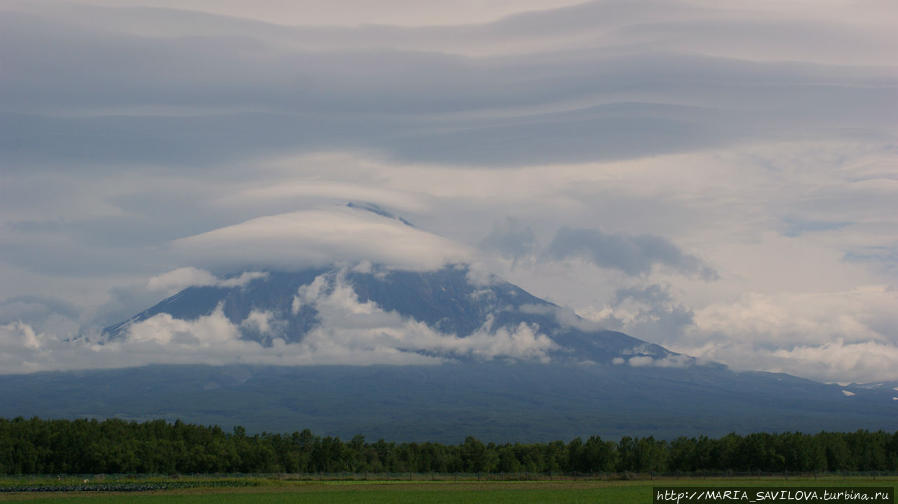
xmin=1 ymin=265 xmax=894 ymax=441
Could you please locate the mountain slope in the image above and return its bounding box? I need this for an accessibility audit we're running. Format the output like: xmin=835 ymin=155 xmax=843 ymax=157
xmin=103 ymin=265 xmax=674 ymax=365
xmin=0 ymin=363 xmax=895 ymax=442
xmin=3 ymin=264 xmax=888 ymax=441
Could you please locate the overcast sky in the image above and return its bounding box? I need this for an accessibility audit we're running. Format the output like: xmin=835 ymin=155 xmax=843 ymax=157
xmin=1 ymin=0 xmax=896 ymax=383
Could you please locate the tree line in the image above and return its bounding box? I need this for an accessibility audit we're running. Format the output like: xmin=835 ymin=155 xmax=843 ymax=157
xmin=1 ymin=417 xmax=897 ymax=475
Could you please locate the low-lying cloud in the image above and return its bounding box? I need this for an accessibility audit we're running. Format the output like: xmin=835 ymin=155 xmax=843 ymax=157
xmin=146 ymin=267 xmax=268 ymax=295
xmin=670 ymin=286 xmax=898 ymax=383
xmin=612 ymin=353 xmax=694 ymax=369
xmin=0 ymin=271 xmax=558 ymax=373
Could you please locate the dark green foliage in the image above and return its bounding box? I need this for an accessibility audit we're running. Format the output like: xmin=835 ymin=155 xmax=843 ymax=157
xmin=1 ymin=417 xmax=897 ymax=475
xmin=0 ymin=479 xmax=258 ymax=493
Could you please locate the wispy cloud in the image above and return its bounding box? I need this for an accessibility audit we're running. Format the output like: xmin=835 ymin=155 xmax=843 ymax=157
xmin=146 ymin=268 xmax=268 ymax=295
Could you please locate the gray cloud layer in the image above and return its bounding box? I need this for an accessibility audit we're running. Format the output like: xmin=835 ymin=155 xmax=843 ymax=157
xmin=547 ymin=227 xmax=717 ymax=279
xmin=2 ymin=2 xmax=895 ymax=169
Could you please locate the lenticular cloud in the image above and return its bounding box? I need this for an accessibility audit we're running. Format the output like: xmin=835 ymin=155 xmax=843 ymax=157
xmin=172 ymin=206 xmax=471 ymax=272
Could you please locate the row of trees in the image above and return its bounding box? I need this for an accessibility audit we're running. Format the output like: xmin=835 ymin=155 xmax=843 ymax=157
xmin=2 ymin=417 xmax=897 ymax=475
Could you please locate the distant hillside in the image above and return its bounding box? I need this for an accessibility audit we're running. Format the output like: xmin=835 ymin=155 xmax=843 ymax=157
xmin=0 ymin=265 xmax=887 ymax=442
xmin=1 ymin=363 xmax=895 ymax=442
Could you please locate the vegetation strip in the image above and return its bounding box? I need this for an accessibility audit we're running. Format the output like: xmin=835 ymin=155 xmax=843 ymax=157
xmin=2 ymin=417 xmax=898 ymax=475
xmin=0 ymin=481 xmax=259 ymax=493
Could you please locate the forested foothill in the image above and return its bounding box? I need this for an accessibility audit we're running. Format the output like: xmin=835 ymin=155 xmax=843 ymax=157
xmin=1 ymin=417 xmax=897 ymax=475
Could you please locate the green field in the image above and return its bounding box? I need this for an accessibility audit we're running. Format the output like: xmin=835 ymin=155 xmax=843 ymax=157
xmin=1 ymin=477 xmax=896 ymax=504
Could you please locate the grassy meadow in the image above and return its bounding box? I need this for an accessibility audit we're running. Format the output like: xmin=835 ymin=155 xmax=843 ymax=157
xmin=1 ymin=476 xmax=895 ymax=503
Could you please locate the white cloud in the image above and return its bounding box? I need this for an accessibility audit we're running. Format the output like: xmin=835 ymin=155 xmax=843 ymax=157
xmin=147 ymin=267 xmax=268 ymax=295
xmin=290 ymin=272 xmax=558 ymax=363
xmin=613 ymin=343 xmax=689 ymax=368
xmin=667 ymin=286 xmax=898 ymax=382
xmin=0 ymin=322 xmax=47 ymax=373
xmin=125 ymin=305 xmax=239 ymax=346
xmin=623 ymin=353 xmax=694 ymax=368
xmin=464 ymin=263 xmax=501 ymax=287
xmin=219 ymin=272 xmax=269 ymax=288
xmin=627 ymin=355 xmax=655 ymax=367
xmin=519 ymin=303 xmax=605 ymax=333
xmin=769 ymin=341 xmax=898 ymax=384
xmin=1 ymin=321 xmax=42 ymax=351
xmin=666 ymin=339 xmax=898 ymax=384
xmin=689 ymin=286 xmax=898 ymax=348
xmin=146 ymin=267 xmax=218 ymax=293
xmin=239 ymin=309 xmax=276 ymax=335
xmin=173 ymin=206 xmax=472 ymax=272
